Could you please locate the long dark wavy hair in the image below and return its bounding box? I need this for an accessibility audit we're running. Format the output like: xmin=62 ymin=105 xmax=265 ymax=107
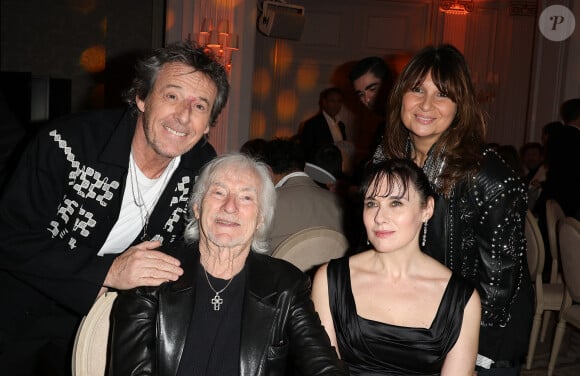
xmin=382 ymin=44 xmax=486 ymax=196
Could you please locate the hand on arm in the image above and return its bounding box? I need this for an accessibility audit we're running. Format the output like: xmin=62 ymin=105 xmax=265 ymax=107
xmin=104 ymin=240 xmax=183 ymax=290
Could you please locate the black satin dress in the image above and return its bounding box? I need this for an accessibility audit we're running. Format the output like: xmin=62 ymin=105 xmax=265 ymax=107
xmin=327 ymin=257 xmax=474 ymax=375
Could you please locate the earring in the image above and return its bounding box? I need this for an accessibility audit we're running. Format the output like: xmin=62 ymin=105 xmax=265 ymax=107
xmin=421 ymin=221 xmax=428 ymax=247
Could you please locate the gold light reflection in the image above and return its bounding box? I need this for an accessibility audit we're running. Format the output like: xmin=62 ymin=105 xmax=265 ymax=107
xmin=272 ymin=42 xmax=293 ymax=74
xmin=253 ymin=68 xmax=272 ymax=98
xmin=250 ymin=111 xmax=267 ymax=137
xmin=166 ymin=8 xmax=175 ymax=31
xmin=296 ymin=60 xmax=319 ymax=91
xmin=80 ymin=45 xmax=106 ymax=73
xmin=274 ymin=127 xmax=295 ymax=138
xmin=276 ymin=90 xmax=297 ymax=122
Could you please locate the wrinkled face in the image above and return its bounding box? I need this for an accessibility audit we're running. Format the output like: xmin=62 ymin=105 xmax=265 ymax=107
xmin=194 ymin=166 xmax=263 ymax=250
xmin=363 ymin=178 xmax=431 ymax=253
xmin=136 ymin=62 xmax=217 ymax=160
xmin=322 ymin=92 xmax=343 ymax=118
xmin=400 ymin=71 xmax=457 ymax=145
xmin=353 ymin=71 xmax=382 ymax=109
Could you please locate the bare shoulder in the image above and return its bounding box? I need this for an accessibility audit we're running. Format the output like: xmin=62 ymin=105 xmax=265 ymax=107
xmin=347 ymin=250 xmax=373 ymax=271
xmin=422 ymin=253 xmax=452 ymax=279
xmin=313 ymin=262 xmax=329 ymax=283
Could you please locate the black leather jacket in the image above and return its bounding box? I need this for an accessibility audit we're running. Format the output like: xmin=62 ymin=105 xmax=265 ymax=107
xmin=108 ymin=243 xmax=347 ymax=376
xmin=425 ymin=149 xmax=531 ymax=328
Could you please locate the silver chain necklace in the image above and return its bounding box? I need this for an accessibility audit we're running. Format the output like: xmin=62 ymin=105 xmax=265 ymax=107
xmin=128 ymin=152 xmax=175 ymax=241
xmin=406 ymin=138 xmax=446 ymax=191
xmin=203 ymin=268 xmax=234 ymax=311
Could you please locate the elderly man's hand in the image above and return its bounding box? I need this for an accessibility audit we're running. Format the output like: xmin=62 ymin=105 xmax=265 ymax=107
xmin=103 ymin=240 xmax=184 ymax=290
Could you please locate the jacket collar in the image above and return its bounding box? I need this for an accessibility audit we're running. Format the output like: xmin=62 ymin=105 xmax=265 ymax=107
xmin=160 ymin=244 xmax=284 ymax=376
xmin=98 ymin=108 xmax=137 ymax=168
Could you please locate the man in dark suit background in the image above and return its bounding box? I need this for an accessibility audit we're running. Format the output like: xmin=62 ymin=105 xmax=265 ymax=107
xmin=298 ymin=87 xmax=348 ymax=161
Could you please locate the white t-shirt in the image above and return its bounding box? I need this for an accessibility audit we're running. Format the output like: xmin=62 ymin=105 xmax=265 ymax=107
xmin=97 ymin=153 xmax=180 ymax=255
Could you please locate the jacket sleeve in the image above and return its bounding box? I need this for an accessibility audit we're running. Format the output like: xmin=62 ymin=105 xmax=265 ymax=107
xmin=108 ymin=286 xmax=159 ymax=375
xmin=472 ymin=158 xmax=529 ymax=327
xmin=0 ymin=128 xmax=116 ymax=314
xmin=287 ymin=275 xmax=348 ymax=375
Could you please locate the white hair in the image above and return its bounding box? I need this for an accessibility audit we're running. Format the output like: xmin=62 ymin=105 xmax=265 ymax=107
xmin=183 ymin=153 xmax=276 ymax=253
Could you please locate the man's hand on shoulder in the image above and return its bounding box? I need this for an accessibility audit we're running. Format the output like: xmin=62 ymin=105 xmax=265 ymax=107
xmin=104 ymin=240 xmax=184 ymax=290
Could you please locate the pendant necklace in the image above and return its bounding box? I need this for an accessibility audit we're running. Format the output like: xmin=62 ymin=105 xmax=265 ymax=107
xmin=203 ymin=268 xmax=234 ymax=311
xmin=129 ymin=152 xmax=176 ymax=241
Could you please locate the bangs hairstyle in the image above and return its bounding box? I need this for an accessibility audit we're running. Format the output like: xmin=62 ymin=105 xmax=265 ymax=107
xmin=360 ymin=159 xmax=433 ymax=207
xmin=382 ymin=44 xmax=486 ymax=196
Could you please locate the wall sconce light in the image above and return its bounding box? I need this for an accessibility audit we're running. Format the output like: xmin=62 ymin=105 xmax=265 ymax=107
xmin=439 ymin=0 xmax=474 ymax=15
xmin=197 ymin=0 xmax=238 ymax=72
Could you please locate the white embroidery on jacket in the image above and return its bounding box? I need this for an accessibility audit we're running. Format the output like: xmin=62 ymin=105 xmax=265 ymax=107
xmin=47 ymin=130 xmax=120 ymax=249
xmin=163 ymin=176 xmax=190 ymax=235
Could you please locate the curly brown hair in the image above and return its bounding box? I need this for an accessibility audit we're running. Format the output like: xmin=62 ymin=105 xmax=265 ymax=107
xmin=382 ymin=44 xmax=486 ymax=196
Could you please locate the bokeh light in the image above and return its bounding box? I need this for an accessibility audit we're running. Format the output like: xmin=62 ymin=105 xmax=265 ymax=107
xmin=296 ymin=60 xmax=319 ymax=91
xmin=166 ymin=8 xmax=175 ymax=31
xmin=250 ymin=111 xmax=267 ymax=137
xmin=272 ymin=42 xmax=293 ymax=74
xmin=274 ymin=127 xmax=295 ymax=138
xmin=276 ymin=90 xmax=298 ymax=122
xmin=253 ymin=68 xmax=272 ymax=98
xmin=80 ymin=45 xmax=106 ymax=73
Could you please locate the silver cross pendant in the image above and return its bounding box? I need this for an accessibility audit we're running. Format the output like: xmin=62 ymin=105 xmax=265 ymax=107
xmin=211 ymin=293 xmax=223 ymax=311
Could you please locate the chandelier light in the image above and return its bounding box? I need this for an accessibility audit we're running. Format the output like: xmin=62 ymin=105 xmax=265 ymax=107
xmin=439 ymin=0 xmax=474 ymax=15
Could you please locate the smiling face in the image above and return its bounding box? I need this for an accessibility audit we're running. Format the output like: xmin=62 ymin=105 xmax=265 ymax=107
xmin=400 ymin=71 xmax=457 ymax=145
xmin=135 ymin=62 xmax=217 ymax=161
xmin=194 ymin=166 xmax=263 ymax=251
xmin=363 ymin=177 xmax=432 ymax=254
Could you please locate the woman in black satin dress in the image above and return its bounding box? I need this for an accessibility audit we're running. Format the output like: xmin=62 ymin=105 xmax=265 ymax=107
xmin=312 ymin=158 xmax=480 ymax=375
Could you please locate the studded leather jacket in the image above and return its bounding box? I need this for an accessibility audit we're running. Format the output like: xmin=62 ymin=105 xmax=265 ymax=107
xmin=424 ymin=149 xmax=531 ymax=327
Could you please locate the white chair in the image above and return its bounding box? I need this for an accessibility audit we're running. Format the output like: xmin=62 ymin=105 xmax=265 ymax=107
xmin=547 ymin=217 xmax=580 ymax=376
xmin=525 ymin=210 xmax=546 ymax=369
xmin=540 ymin=200 xmax=567 ymax=342
xmin=524 ymin=211 xmax=564 ymax=369
xmin=71 ymin=291 xmax=118 ymax=376
xmin=546 ymin=199 xmax=565 ymax=284
xmin=271 ymin=226 xmax=349 ymax=272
